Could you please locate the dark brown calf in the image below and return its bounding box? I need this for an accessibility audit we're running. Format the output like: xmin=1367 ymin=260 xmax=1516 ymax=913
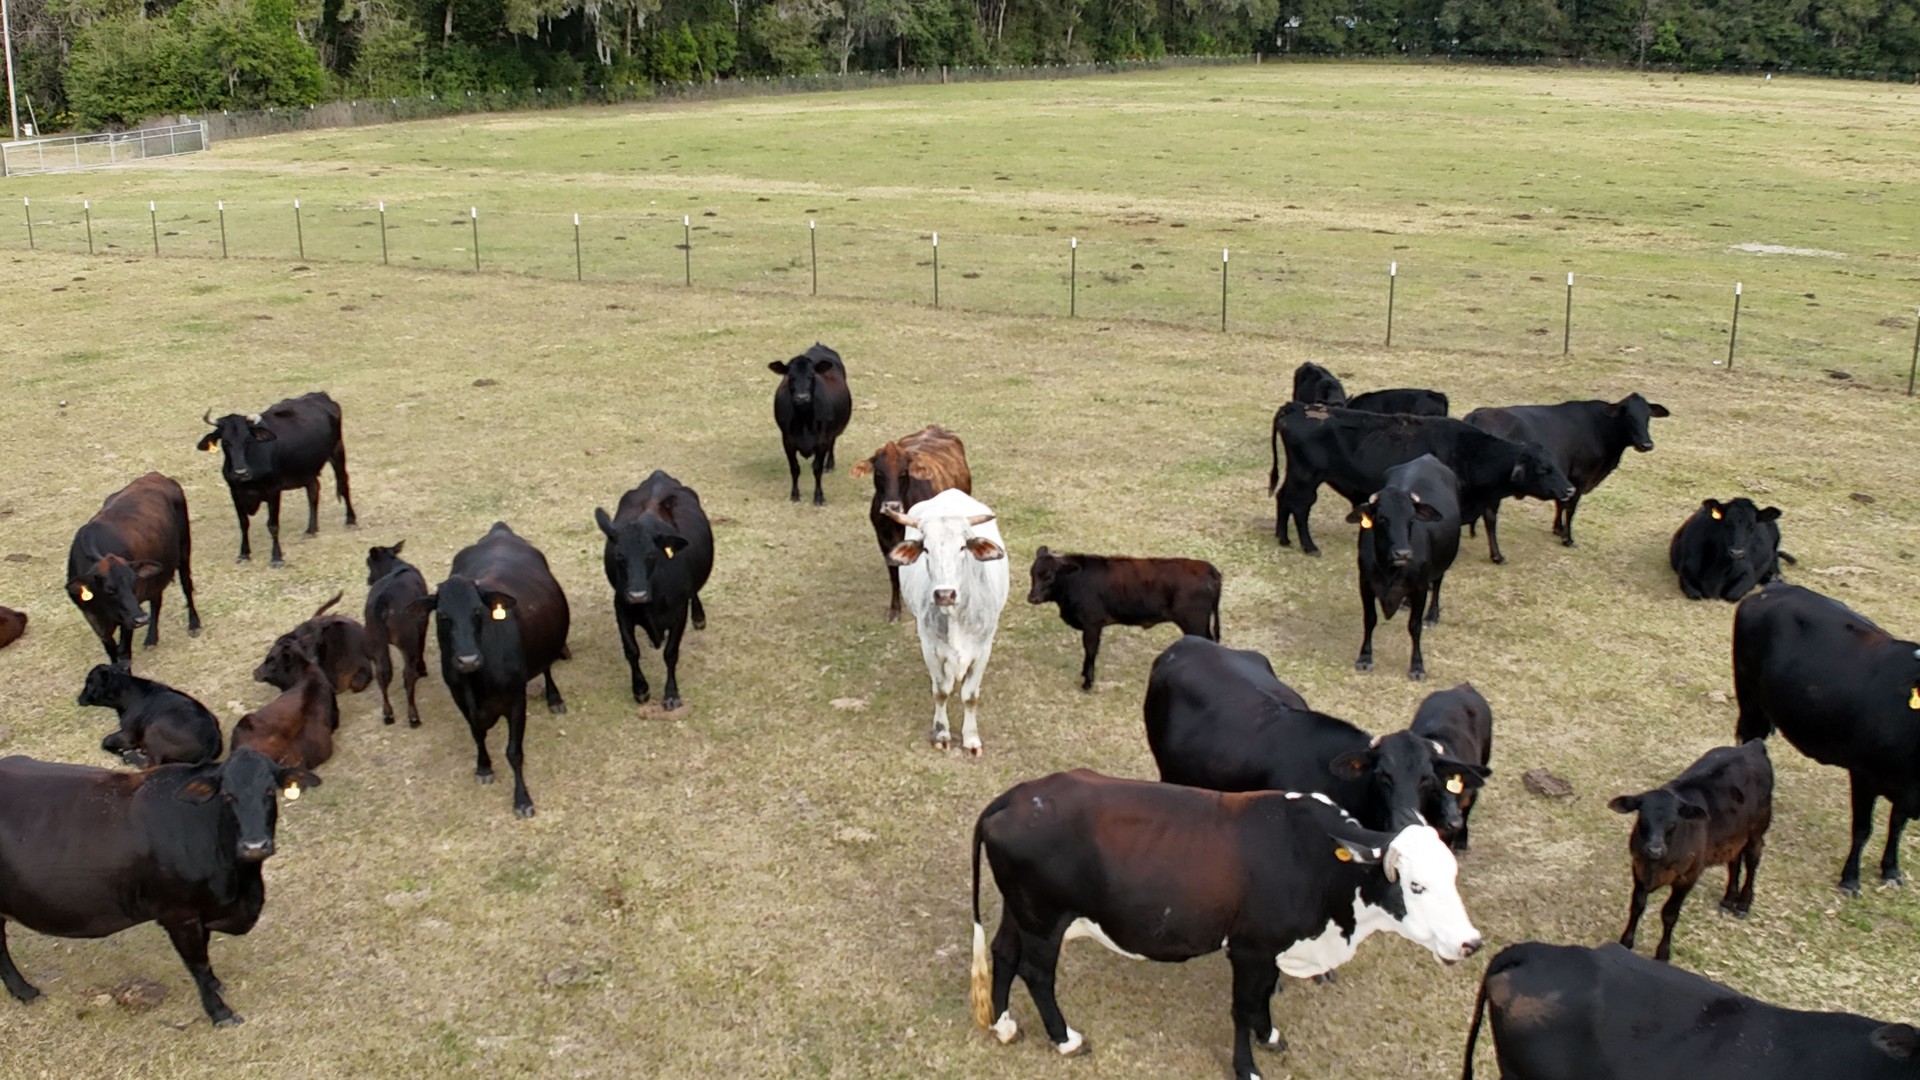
xmin=850 ymin=425 xmax=972 ymax=621
xmin=365 ymin=541 xmax=430 ymax=727
xmin=1609 ymin=740 xmax=1772 ymax=962
xmin=65 ymin=472 xmax=202 ymax=668
xmin=231 ymin=650 xmax=339 ymax=770
xmin=1410 ymin=682 xmax=1495 ymax=852
xmin=254 ymin=592 xmax=374 ymax=697
xmin=1028 ymin=548 xmax=1220 ymax=690
xmin=0 ymin=608 xmax=24 ymax=650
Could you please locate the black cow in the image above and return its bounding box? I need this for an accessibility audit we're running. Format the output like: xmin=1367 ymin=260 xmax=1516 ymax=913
xmin=1460 ymin=941 xmax=1920 ymax=1080
xmin=1411 ymin=683 xmax=1495 ymax=852
xmin=1268 ymin=404 xmax=1573 ymax=560
xmin=77 ymin=663 xmax=223 ymax=766
xmin=595 ymin=470 xmax=715 ymax=711
xmin=1027 ymin=548 xmax=1221 ymax=691
xmin=1349 ymin=388 xmax=1450 ymax=416
xmin=1609 ymin=741 xmax=1772 ymax=961
xmin=970 ymin=770 xmax=1482 ymax=1080
xmin=0 ymin=607 xmax=24 ymax=650
xmin=1290 ymin=362 xmax=1347 ymax=406
xmin=0 ymin=747 xmax=319 ymax=1027
xmin=1734 ymin=583 xmax=1920 ymax=895
xmin=1670 ymin=498 xmax=1792 ymax=601
xmin=769 ymin=344 xmax=853 ymax=506
xmin=365 ymin=541 xmax=430 ymax=727
xmin=1464 ymin=392 xmax=1669 ymax=551
xmin=414 ymin=522 xmax=570 ymax=818
xmin=1352 ymin=454 xmax=1461 ymax=680
xmin=66 ymin=472 xmax=203 ymax=667
xmin=196 ymin=392 xmax=356 ymax=566
xmin=1144 ymin=635 xmax=1488 ymax=833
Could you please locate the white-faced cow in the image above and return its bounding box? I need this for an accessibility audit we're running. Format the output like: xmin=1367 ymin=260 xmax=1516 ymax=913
xmin=769 ymin=344 xmax=853 ymax=506
xmin=1464 ymin=392 xmax=1669 ymax=551
xmin=196 ymin=392 xmax=356 ymax=566
xmin=850 ymin=425 xmax=971 ymax=622
xmin=66 ymin=472 xmax=203 ymax=668
xmin=595 ymin=470 xmax=714 ymax=711
xmin=971 ymin=770 xmax=1482 ymax=1080
xmin=1670 ymin=498 xmax=1793 ymax=601
xmin=888 ymin=488 xmax=1009 ymax=754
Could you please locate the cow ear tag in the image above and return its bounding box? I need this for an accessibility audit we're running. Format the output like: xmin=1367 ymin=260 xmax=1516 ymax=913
xmin=491 ymin=604 xmax=508 ymax=621
xmin=205 ymin=443 xmax=220 ymax=454
xmin=1333 ymin=846 xmax=1353 ymax=862
xmin=283 ymin=782 xmax=301 ymax=801
xmin=78 ymin=586 xmax=93 ymax=602
xmin=1909 ymin=686 xmax=1919 ymax=711
xmin=664 ymin=547 xmax=674 ymax=560
xmin=1446 ymin=775 xmax=1465 ymax=795
xmin=1359 ymin=514 xmax=1374 ymax=530
xmin=1710 ymin=508 xmax=1723 ymax=520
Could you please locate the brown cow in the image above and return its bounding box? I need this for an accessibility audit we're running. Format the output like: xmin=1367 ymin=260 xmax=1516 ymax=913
xmin=0 ymin=608 xmax=24 ymax=650
xmin=1027 ymin=549 xmax=1220 ymax=690
xmin=65 ymin=473 xmax=202 ymax=668
xmin=850 ymin=425 xmax=972 ymax=621
xmin=253 ymin=592 xmax=375 ymax=696
xmin=230 ymin=646 xmax=339 ymax=770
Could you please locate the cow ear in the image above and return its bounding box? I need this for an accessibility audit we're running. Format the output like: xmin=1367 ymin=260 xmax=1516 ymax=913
xmin=1648 ymin=403 xmax=1671 ymax=418
xmin=405 ymin=594 xmax=437 ymax=616
xmin=196 ymin=432 xmax=220 ymax=452
xmin=177 ymin=776 xmax=221 ymax=804
xmin=1607 ymin=794 xmax=1643 ymax=815
xmin=275 ymin=767 xmax=323 ymax=796
xmin=767 ymin=360 xmax=790 ymax=375
xmin=68 ymin=578 xmax=92 ymax=602
xmin=594 ymin=508 xmax=617 ymax=538
xmin=1700 ymin=498 xmax=1722 ymax=513
xmin=1413 ymin=503 xmax=1443 ymax=522
xmin=131 ymin=560 xmax=166 ymax=580
xmin=1328 ymin=750 xmax=1372 ymax=780
xmin=813 ymin=357 xmax=836 ymax=374
xmin=250 ymin=425 xmax=277 ymax=442
xmin=849 ymin=457 xmax=874 ymax=480
xmin=1344 ymin=506 xmax=1363 ymax=524
xmin=1509 ymin=461 xmax=1526 ymax=483
xmin=1052 ymin=557 xmax=1080 ymax=575
xmin=965 ymin=537 xmax=1006 ymax=563
xmin=1871 ymin=1024 xmax=1920 ymax=1061
xmin=1328 ymin=835 xmax=1384 ymax=866
xmin=1676 ymin=799 xmax=1709 ymax=821
xmin=654 ymin=533 xmax=690 ymax=559
xmin=1757 ymin=506 xmax=1781 ymax=522
xmin=390 ymin=539 xmax=405 ymax=556
xmin=887 ymin=541 xmax=924 ymax=567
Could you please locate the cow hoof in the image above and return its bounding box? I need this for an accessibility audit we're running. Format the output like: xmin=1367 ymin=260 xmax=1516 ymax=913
xmin=1561 ymin=538 xmax=1577 ymax=548
xmin=1264 ymin=1028 xmax=1287 ymax=1051
xmin=1408 ymin=669 xmax=1426 ymax=682
xmin=1354 ymin=660 xmax=1372 ymax=673
xmin=476 ymin=771 xmax=495 ymax=785
xmin=213 ymin=1012 xmax=245 ymax=1028
xmin=382 ymin=715 xmax=396 ymax=725
xmin=548 ymin=702 xmax=567 ymax=716
xmin=1489 ymin=554 xmax=1506 ymax=565
xmin=515 ymin=803 xmax=536 ymax=819
xmin=235 ymin=555 xmax=250 ymax=564
xmin=1080 ymin=680 xmax=1094 ymax=693
xmin=7 ymin=984 xmax=41 ymax=1005
xmin=990 ymin=1012 xmax=1019 ymax=1044
xmin=812 ymin=496 xmax=826 ymax=508
xmin=1311 ymin=970 xmax=1337 ymax=985
xmin=663 ymin=697 xmax=684 ymax=712
xmin=885 ymin=610 xmax=900 ymax=624
xmin=966 ymin=742 xmax=983 ymax=757
xmin=1056 ymin=1028 xmax=1086 ymax=1056
xmin=407 ymin=718 xmax=422 ymax=729
xmin=1839 ymin=879 xmax=1863 ymax=898
xmin=1883 ymin=872 xmax=1906 ymax=888
xmin=931 ymin=736 xmax=951 ymax=752
xmin=189 ymin=626 xmax=202 ymax=638
xmin=1302 ymin=547 xmax=1322 ymax=558
xmin=269 ymin=559 xmax=286 ymax=569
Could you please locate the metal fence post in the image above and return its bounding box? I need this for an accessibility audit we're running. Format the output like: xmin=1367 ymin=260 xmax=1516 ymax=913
xmin=21 ymin=198 xmax=33 ymax=250
xmin=809 ymin=220 xmax=817 ymax=295
xmin=682 ymin=215 xmax=691 ymax=285
xmin=1386 ymin=261 xmax=1397 ymax=347
xmin=1727 ymin=282 xmax=1742 ymax=370
xmin=1908 ymin=306 xmax=1919 ymax=397
xmin=294 ymin=199 xmax=305 ymax=259
xmin=1070 ymin=237 xmax=1077 ymax=317
xmin=1220 ymin=248 xmax=1229 ymax=332
xmin=83 ymin=201 xmax=93 ymax=255
xmin=932 ymin=232 xmax=940 ymax=308
xmin=150 ymin=201 xmax=159 ymax=257
xmin=378 ymin=202 xmax=387 ymax=265
xmin=469 ymin=207 xmax=479 ymax=271
xmin=574 ymin=213 xmax=582 ymax=282
xmin=217 ymin=201 xmax=228 ymax=258
xmin=1563 ymin=272 xmax=1573 ymax=356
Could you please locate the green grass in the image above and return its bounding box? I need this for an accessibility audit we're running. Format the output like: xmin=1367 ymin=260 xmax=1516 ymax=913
xmin=0 ymin=66 xmax=1919 ymax=1079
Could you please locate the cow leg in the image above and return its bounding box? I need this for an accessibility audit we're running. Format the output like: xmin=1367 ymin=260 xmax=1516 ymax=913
xmin=331 ymin=446 xmax=356 ymax=526
xmin=1880 ymin=805 xmax=1910 ymax=887
xmin=1424 ymin=576 xmax=1444 ymax=626
xmin=1229 ymin=944 xmax=1285 ymax=1080
xmin=1551 ymin=500 xmax=1567 ymax=537
xmin=0 ymin=920 xmax=41 ymax=1005
xmin=265 ymin=491 xmax=287 ymax=567
xmin=115 ymin=621 xmax=135 ymax=669
xmin=505 ymin=701 xmax=535 ymax=818
xmin=886 ymin=565 xmax=902 ymax=623
xmin=163 ymin=919 xmax=240 ymax=1026
xmin=921 ymin=638 xmax=953 ymax=751
xmin=1406 ymin=587 xmax=1428 ymax=681
xmin=811 ymin=452 xmax=827 ymax=507
xmin=302 ymin=478 xmax=321 ymax=537
xmin=1559 ymin=494 xmax=1582 ymax=547
xmin=822 ymin=443 xmax=836 ymax=471
xmin=1652 ymin=881 xmax=1692 ymax=962
xmin=1014 ymin=926 xmax=1081 ymax=1055
xmin=690 ymin=593 xmax=707 ymax=631
xmin=1841 ymin=776 xmax=1877 ymax=896
xmin=784 ymin=446 xmax=802 ymax=502
xmin=959 ymin=642 xmax=995 ymax=755
xmin=1483 ymin=504 xmax=1506 ymax=564
xmin=987 ymin=917 xmax=1023 ymax=1044
xmin=373 ymin=637 xmax=397 ymax=724
xmin=143 ymin=593 xmax=163 ymax=649
xmin=1719 ymin=856 xmax=1745 ymax=915
xmin=660 ymin=611 xmax=690 ymax=711
xmin=1455 ymin=795 xmax=1475 ymax=853
xmin=542 ymin=668 xmax=567 ymax=716
xmin=471 ymin=717 xmax=496 ymax=785
xmin=1354 ymin=578 xmax=1378 ymax=673
xmin=232 ymin=497 xmax=253 ymax=563
xmin=1619 ymin=879 xmax=1649 ymax=950
xmin=617 ymin=606 xmax=649 ymax=705
xmin=1079 ymin=626 xmax=1102 ymax=691
xmin=403 ymin=630 xmax=427 ymax=727
xmin=1736 ymin=839 xmax=1763 ymax=914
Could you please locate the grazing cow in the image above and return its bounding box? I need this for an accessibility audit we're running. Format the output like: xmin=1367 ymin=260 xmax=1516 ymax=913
xmin=1670 ymin=498 xmax=1793 ymax=601
xmin=1460 ymin=941 xmax=1920 ymax=1080
xmin=970 ymin=770 xmax=1482 ymax=1079
xmin=595 ymin=470 xmax=714 ymax=711
xmin=1464 ymin=392 xmax=1669 ymax=550
xmin=1268 ymin=404 xmax=1573 ymax=560
xmin=414 ymin=522 xmax=570 ymax=818
xmin=1411 ymin=683 xmax=1495 ymax=851
xmin=230 ymin=646 xmax=339 ymax=771
xmin=850 ymin=425 xmax=972 ymax=622
xmin=0 ymin=607 xmax=23 ymax=650
xmin=77 ymin=663 xmax=222 ymax=766
xmin=1348 ymin=388 xmax=1450 ymax=417
xmin=1733 ymin=583 xmax=1920 ymax=894
xmin=888 ymin=489 xmax=1009 ymax=754
xmin=1290 ymin=362 xmax=1348 ymax=406
xmin=66 ymin=472 xmax=203 ymax=667
xmin=1608 ymin=742 xmax=1772 ymax=961
xmin=1027 ymin=548 xmax=1220 ymax=691
xmin=365 ymin=541 xmax=431 ymax=727
xmin=0 ymin=747 xmax=319 ymax=1027
xmin=1144 ymin=635 xmax=1488 ymax=833
xmin=195 ymin=392 xmax=356 ymax=566
xmin=1353 ymin=454 xmax=1462 ymax=681
xmin=768 ymin=344 xmax=853 ymax=506
xmin=253 ymin=592 xmax=375 ymax=696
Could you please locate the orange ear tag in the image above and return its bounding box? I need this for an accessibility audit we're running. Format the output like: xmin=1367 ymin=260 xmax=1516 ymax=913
xmin=1446 ymin=775 xmax=1465 ymax=795
xmin=664 ymin=547 xmax=674 ymax=560
xmin=491 ymin=604 xmax=507 ymax=621
xmin=1359 ymin=515 xmax=1374 ymax=530
xmin=1334 ymin=846 xmax=1353 ymax=862
xmin=1909 ymin=687 xmax=1919 ymax=711
xmin=1710 ymin=508 xmax=1723 ymax=520
xmin=79 ymin=586 xmax=93 ymax=602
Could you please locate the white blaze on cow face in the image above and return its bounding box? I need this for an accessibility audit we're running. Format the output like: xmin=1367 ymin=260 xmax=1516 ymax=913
xmin=1381 ymin=824 xmax=1481 ymax=964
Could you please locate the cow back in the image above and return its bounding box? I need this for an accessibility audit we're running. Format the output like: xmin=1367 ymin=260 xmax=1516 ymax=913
xmin=70 ymin=473 xmax=189 ymax=600
xmin=453 ymin=523 xmax=570 ymax=673
xmin=1144 ymin=637 xmax=1343 ymax=796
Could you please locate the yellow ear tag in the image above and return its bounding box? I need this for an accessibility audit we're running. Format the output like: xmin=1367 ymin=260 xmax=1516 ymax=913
xmin=1334 ymin=846 xmax=1353 ymax=862
xmin=79 ymin=586 xmax=93 ymax=602
xmin=1710 ymin=508 xmax=1723 ymax=520
xmin=282 ymin=783 xmax=301 ymax=801
xmin=1359 ymin=514 xmax=1374 ymax=530
xmin=205 ymin=444 xmax=220 ymax=454
xmin=491 ymin=603 xmax=508 ymax=621
xmin=664 ymin=547 xmax=674 ymax=560
xmin=1909 ymin=686 xmax=1919 ymax=711
xmin=1446 ymin=775 xmax=1465 ymax=795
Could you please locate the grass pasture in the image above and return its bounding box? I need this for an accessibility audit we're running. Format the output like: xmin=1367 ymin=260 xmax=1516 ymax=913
xmin=1 ymin=66 xmax=1919 ymax=1080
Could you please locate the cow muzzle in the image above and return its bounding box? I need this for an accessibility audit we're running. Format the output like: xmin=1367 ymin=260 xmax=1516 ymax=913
xmin=1727 ymin=548 xmax=1747 ymax=560
xmin=454 ymin=654 xmax=482 ymax=674
xmin=237 ymin=838 xmax=274 ymax=862
xmin=625 ymin=590 xmax=650 ymax=605
xmin=1390 ymin=549 xmax=1413 ymax=567
xmin=933 ymin=589 xmax=958 ymax=607
xmin=229 ymin=467 xmax=254 ymax=481
xmin=1634 ymin=440 xmax=1655 ymax=452
xmin=131 ymin=612 xmax=151 ymax=628
xmin=1643 ymin=843 xmax=1666 ymax=861
xmin=881 ymin=500 xmax=904 ymax=516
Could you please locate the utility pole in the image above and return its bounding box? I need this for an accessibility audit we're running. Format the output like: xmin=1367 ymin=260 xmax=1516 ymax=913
xmin=2 ymin=0 xmax=21 ymax=141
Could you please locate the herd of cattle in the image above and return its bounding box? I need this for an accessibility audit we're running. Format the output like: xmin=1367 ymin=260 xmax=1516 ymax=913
xmin=0 ymin=350 xmax=1915 ymax=1078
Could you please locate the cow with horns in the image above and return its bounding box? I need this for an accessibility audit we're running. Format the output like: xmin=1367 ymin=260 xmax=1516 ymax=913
xmin=196 ymin=393 xmax=356 ymax=566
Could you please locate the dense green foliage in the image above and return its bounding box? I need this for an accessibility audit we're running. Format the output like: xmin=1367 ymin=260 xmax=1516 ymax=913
xmin=5 ymin=0 xmax=1917 ymax=130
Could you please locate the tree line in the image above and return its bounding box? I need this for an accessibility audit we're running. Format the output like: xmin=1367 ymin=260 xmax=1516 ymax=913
xmin=5 ymin=0 xmax=1917 ymax=131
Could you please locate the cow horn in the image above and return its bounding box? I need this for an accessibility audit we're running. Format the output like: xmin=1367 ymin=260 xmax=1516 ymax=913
xmin=882 ymin=507 xmax=918 ymax=528
xmin=1383 ymin=841 xmax=1403 ymax=883
xmin=965 ymin=513 xmax=996 ymax=527
xmin=246 ymin=413 xmax=262 ymax=425
xmin=1369 ymin=492 xmax=1380 ymax=504
xmin=202 ymin=408 xmax=215 ymax=426
xmin=1368 ymin=733 xmax=1385 ymax=749
xmin=1409 ymin=491 xmax=1422 ymax=503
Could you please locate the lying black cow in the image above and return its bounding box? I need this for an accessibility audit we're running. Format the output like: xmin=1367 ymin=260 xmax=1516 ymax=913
xmin=971 ymin=770 xmax=1481 ymax=1080
xmin=1027 ymin=547 xmax=1220 ymax=691
xmin=1464 ymin=392 xmax=1669 ymax=552
xmin=77 ymin=663 xmax=223 ymax=766
xmin=1352 ymin=454 xmax=1461 ymax=680
xmin=365 ymin=541 xmax=430 ymax=727
xmin=1461 ymin=941 xmax=1920 ymax=1079
xmin=1144 ymin=635 xmax=1487 ymax=833
xmin=1269 ymin=403 xmax=1573 ymax=560
xmin=769 ymin=344 xmax=853 ymax=506
xmin=596 ymin=470 xmax=715 ymax=711
xmin=1411 ymin=683 xmax=1495 ymax=852
xmin=196 ymin=392 xmax=356 ymax=566
xmin=415 ymin=522 xmax=570 ymax=818
xmin=0 ymin=747 xmax=318 ymax=1027
xmin=66 ymin=472 xmax=203 ymax=668
xmin=1670 ymin=498 xmax=1792 ymax=601
xmin=1734 ymin=583 xmax=1920 ymax=894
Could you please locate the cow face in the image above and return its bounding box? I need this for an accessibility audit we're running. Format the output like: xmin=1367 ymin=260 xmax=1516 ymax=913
xmin=1608 ymin=393 xmax=1671 ymax=453
xmin=197 ymin=411 xmax=277 ymax=483
xmin=595 ymin=509 xmax=687 ymax=607
xmin=1026 ymin=547 xmax=1075 ymax=605
xmin=1376 ymin=824 xmax=1482 ymax=964
xmin=76 ymin=662 xmax=131 ymax=708
xmin=1609 ymin=789 xmax=1707 ymax=863
xmin=252 ymin=634 xmax=318 ymax=690
xmin=366 ymin=540 xmax=407 ymax=586
xmin=177 ymin=747 xmax=320 ymax=862
xmin=1510 ymin=443 xmax=1577 ymax=502
xmin=1698 ymin=498 xmax=1779 ymax=562
xmin=1292 ymin=362 xmax=1348 ymax=406
xmin=413 ymin=578 xmax=517 ymax=676
xmin=769 ymin=349 xmax=836 ymax=408
xmin=850 ymin=442 xmax=924 ymax=517
xmin=68 ymin=556 xmax=160 ymax=635
xmin=1353 ymin=490 xmax=1443 ymax=567
xmin=1330 ymin=730 xmax=1489 ymax=832
xmin=887 ymin=510 xmax=1004 ymax=608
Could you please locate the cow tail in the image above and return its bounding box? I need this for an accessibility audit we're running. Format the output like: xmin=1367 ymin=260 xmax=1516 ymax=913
xmin=1268 ymin=411 xmax=1282 ymax=499
xmin=970 ymin=807 xmax=994 ymax=1030
xmin=1208 ymin=574 xmax=1222 ymax=642
xmin=1777 ymin=550 xmax=1799 ymax=566
xmin=1459 ymin=971 xmax=1489 ymax=1080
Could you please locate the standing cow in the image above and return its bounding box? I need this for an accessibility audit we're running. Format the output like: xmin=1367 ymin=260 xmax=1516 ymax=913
xmin=1027 ymin=548 xmax=1220 ymax=691
xmin=1411 ymin=683 xmax=1495 ymax=852
xmin=414 ymin=522 xmax=570 ymax=818
xmin=1669 ymin=498 xmax=1792 ymax=601
xmin=850 ymin=425 xmax=972 ymax=622
xmin=196 ymin=392 xmax=356 ymax=566
xmin=1734 ymin=583 xmax=1920 ymax=894
xmin=1464 ymin=392 xmax=1669 ymax=551
xmin=595 ymin=470 xmax=714 ymax=711
xmin=888 ymin=489 xmax=1009 ymax=754
xmin=769 ymin=344 xmax=853 ymax=506
xmin=365 ymin=541 xmax=430 ymax=727
xmin=66 ymin=472 xmax=203 ymax=668
xmin=1353 ymin=454 xmax=1462 ymax=681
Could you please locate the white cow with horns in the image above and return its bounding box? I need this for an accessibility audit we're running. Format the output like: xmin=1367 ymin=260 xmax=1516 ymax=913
xmin=886 ymin=489 xmax=1009 ymax=754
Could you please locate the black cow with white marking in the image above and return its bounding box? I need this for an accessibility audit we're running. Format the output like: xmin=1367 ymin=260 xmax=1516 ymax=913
xmin=196 ymin=392 xmax=356 ymax=566
xmin=1670 ymin=498 xmax=1792 ymax=601
xmin=595 ymin=470 xmax=715 ymax=711
xmin=1464 ymin=392 xmax=1669 ymax=551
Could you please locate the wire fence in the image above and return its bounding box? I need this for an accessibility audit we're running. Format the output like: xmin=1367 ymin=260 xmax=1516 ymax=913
xmin=11 ymin=194 xmax=1920 ymax=394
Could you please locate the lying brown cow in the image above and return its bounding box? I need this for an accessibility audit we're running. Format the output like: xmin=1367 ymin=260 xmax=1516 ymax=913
xmin=1027 ymin=548 xmax=1221 ymax=690
xmin=254 ymin=591 xmax=374 ymax=696
xmin=850 ymin=425 xmax=972 ymax=622
xmin=231 ymin=646 xmax=339 ymax=770
xmin=0 ymin=608 xmax=24 ymax=650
